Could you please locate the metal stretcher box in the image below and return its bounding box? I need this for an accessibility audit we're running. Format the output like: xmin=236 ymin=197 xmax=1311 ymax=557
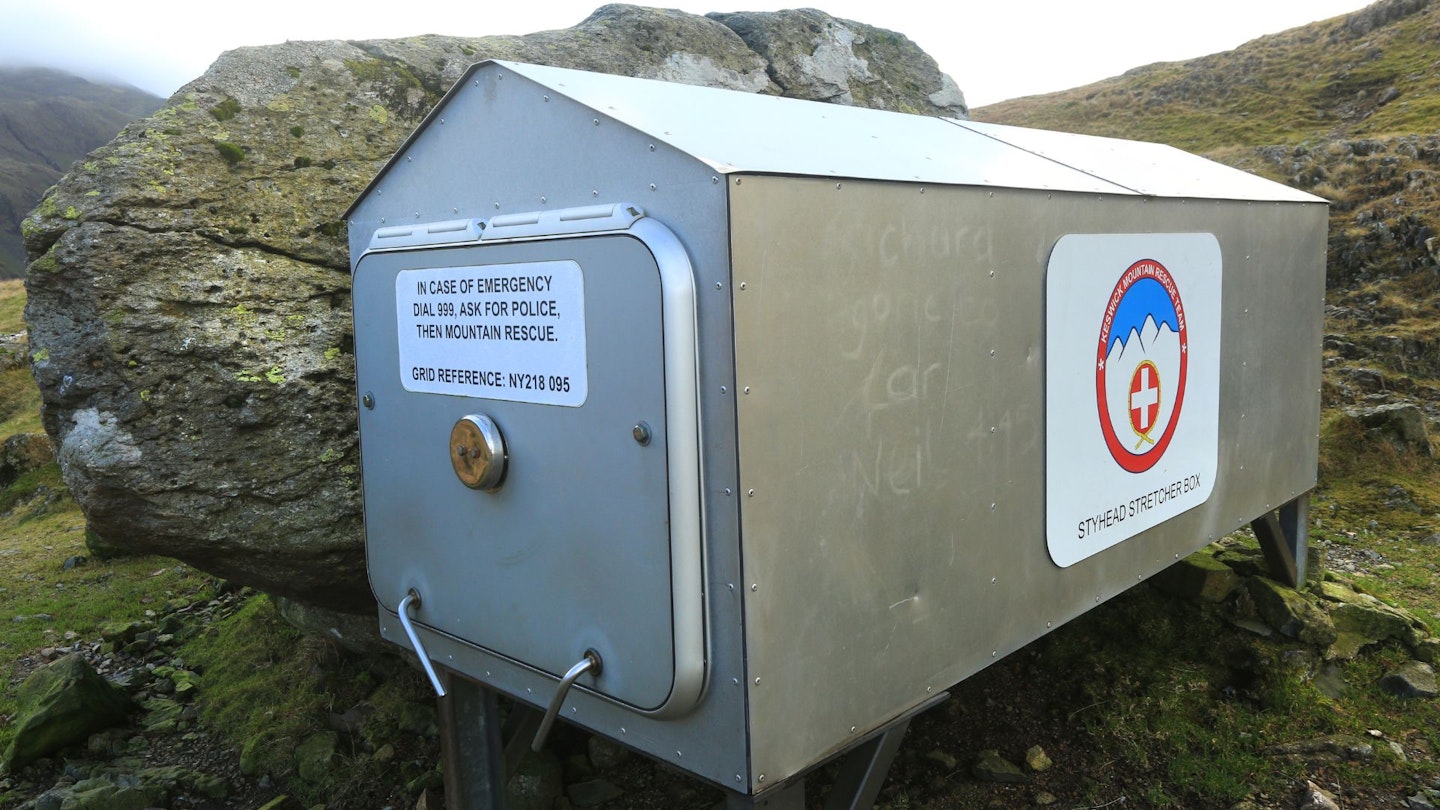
xmin=346 ymin=59 xmax=1327 ymax=802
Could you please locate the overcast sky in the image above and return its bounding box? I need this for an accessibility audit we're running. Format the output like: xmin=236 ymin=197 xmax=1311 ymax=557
xmin=0 ymin=0 xmax=1374 ymax=107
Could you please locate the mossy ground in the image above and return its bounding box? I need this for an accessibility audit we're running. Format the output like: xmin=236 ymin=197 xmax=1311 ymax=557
xmin=178 ymin=597 xmax=437 ymax=807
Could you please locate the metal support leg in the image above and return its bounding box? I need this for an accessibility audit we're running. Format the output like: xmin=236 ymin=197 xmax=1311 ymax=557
xmin=439 ymin=672 xmax=507 ymax=810
xmin=722 ymin=692 xmax=947 ymax=810
xmin=501 ymin=703 xmax=543 ymax=780
xmin=823 ymin=717 xmax=913 ymax=810
xmin=1251 ymin=493 xmax=1310 ymax=588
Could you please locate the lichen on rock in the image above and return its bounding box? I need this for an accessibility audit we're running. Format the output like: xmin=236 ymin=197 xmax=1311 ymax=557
xmin=20 ymin=4 xmax=967 ymax=613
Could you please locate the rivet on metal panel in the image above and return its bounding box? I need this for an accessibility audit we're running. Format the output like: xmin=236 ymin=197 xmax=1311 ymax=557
xmin=592 ymin=190 xmax=598 ymax=197
xmin=724 ymin=488 xmax=732 ymax=496
xmin=990 ymin=503 xmax=996 ymax=510
xmin=733 ymin=678 xmax=739 ymax=685
xmin=439 ymin=118 xmax=445 ymax=125
xmin=744 ymin=387 xmax=751 ymax=395
xmin=362 ymin=392 xmax=374 ymax=410
xmin=751 ymin=583 xmax=758 ymax=591
xmin=621 ymin=727 xmax=627 ymax=734
xmin=494 ymin=202 xmax=500 ymax=209
xmin=735 ymin=775 xmax=743 ymax=783
xmin=992 ymin=651 xmax=997 ymax=657
xmin=650 ymin=183 xmax=657 ymax=191
xmin=543 ymin=94 xmax=549 ymax=102
xmin=836 ymin=183 xmax=842 ymax=190
xmin=649 ymin=144 xmax=656 ymax=152
xmin=759 ymin=775 xmax=766 ymax=784
xmin=540 ymin=196 xmax=547 ymax=204
xmin=1046 ymin=622 xmax=1052 ymax=628
xmin=990 ymin=577 xmax=996 ymax=584
xmin=1047 ymin=194 xmax=1053 ymax=200
xmin=721 ymin=386 xmax=728 ymax=394
xmin=406 ymin=156 xmax=412 ymax=162
xmin=380 ymin=217 xmax=386 ymax=224
xmin=712 ymin=176 xmax=719 ymax=184
xmin=452 ymin=208 xmax=458 ymax=214
xmin=926 ymin=686 xmax=933 ymax=693
xmin=734 ymin=177 xmax=742 ymax=186
xmin=989 ymin=427 xmax=995 ymax=434
xmin=739 ymin=282 xmax=747 ymax=290
xmin=414 ymin=212 xmax=420 ymax=219
xmin=715 ymin=282 xmax=723 ymax=290
xmin=728 ymin=583 xmax=734 ymax=590
xmin=571 ymin=707 xmax=577 ymax=713
xmin=1095 ymin=596 xmax=1101 ymax=603
xmin=989 ymin=270 xmax=995 ymax=278
xmin=632 ymin=422 xmax=652 ymax=446
xmin=485 ymin=671 xmax=491 ymax=677
xmin=754 ymin=677 xmax=761 ymax=685
xmin=593 ymin=118 xmax=600 ymax=126
xmin=850 ymin=726 xmax=856 ymax=734
xmin=988 ymin=192 xmax=994 ymax=198
xmin=747 ymin=489 xmax=755 ymax=498
xmin=677 ymin=751 xmax=682 ymax=758
xmin=920 ymin=188 xmax=925 ymax=194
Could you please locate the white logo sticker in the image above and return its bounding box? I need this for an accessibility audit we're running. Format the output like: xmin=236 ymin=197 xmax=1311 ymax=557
xmin=396 ymin=262 xmax=587 ymax=406
xmin=1046 ymin=234 xmax=1221 ymax=567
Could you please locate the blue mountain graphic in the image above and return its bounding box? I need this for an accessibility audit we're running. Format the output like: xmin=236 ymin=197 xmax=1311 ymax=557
xmin=1108 ymin=277 xmax=1179 ymax=355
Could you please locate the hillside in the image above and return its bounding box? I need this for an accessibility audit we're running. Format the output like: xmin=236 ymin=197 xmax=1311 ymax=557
xmin=978 ymin=0 xmax=1440 ymax=414
xmin=975 ymin=0 xmax=1438 ymax=152
xmin=0 ymin=68 xmax=161 ymax=279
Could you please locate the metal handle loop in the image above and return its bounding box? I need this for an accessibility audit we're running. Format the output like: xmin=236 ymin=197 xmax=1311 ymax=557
xmin=398 ymin=589 xmax=447 ymax=698
xmin=531 ymin=650 xmax=602 ymax=752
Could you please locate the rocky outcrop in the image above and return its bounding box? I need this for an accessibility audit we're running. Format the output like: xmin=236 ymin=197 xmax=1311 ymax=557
xmin=707 ymin=9 xmax=967 ymax=115
xmin=21 ymin=5 xmax=967 ymax=610
xmin=3 ymin=654 xmax=134 ymax=768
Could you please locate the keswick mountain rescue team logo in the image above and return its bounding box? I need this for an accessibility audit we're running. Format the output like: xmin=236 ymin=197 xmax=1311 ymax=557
xmin=1047 ymin=233 xmax=1220 ymax=567
xmin=1095 ymin=259 xmax=1188 ymax=473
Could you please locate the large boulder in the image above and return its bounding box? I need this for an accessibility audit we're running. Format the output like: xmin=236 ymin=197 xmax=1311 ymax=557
xmin=21 ymin=5 xmax=966 ymax=611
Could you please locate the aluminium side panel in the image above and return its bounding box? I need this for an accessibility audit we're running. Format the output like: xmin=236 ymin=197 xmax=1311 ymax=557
xmin=728 ymin=175 xmax=1325 ymax=787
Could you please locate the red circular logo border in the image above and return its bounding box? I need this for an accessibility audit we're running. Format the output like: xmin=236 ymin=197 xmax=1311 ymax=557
xmin=1096 ymin=259 xmax=1188 ymax=473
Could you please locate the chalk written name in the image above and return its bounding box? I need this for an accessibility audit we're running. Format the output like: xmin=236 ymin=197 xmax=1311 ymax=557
xmin=1076 ymin=473 xmax=1203 ymax=539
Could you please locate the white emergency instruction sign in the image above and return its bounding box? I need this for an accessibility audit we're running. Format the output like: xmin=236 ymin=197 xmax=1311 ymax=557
xmin=396 ymin=261 xmax=587 ymax=406
xmin=1045 ymin=233 xmax=1221 ymax=567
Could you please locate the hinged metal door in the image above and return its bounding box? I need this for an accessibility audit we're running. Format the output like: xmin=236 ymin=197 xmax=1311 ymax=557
xmin=353 ymin=212 xmax=706 ymax=717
